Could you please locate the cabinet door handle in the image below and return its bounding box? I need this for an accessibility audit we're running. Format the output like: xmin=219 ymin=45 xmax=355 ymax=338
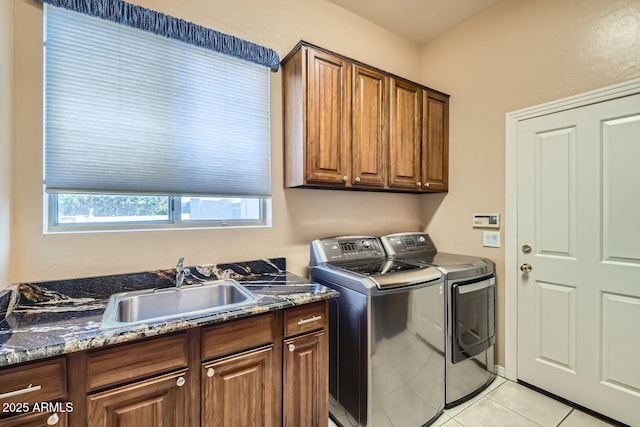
xmin=425 ymin=182 xmax=430 ymax=188
xmin=297 ymin=315 xmax=322 ymax=326
xmin=342 ymin=176 xmax=348 ymax=182
xmin=355 ymin=176 xmax=361 ymax=182
xmin=288 ymin=344 xmax=296 ymax=352
xmin=47 ymin=413 xmax=60 ymax=426
xmin=416 ymin=181 xmax=422 ymax=187
xmin=176 ymin=377 xmax=186 ymax=387
xmin=0 ymin=383 xmax=42 ymax=400
xmin=207 ymin=368 xmax=215 ymax=378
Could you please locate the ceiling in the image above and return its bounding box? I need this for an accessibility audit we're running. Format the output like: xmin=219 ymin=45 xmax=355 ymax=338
xmin=325 ymin=0 xmax=501 ymax=45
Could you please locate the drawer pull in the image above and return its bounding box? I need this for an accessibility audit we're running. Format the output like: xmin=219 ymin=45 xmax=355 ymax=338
xmin=176 ymin=377 xmax=186 ymax=387
xmin=47 ymin=413 xmax=60 ymax=426
xmin=288 ymin=344 xmax=296 ymax=352
xmin=0 ymin=383 xmax=42 ymax=400
xmin=297 ymin=315 xmax=322 ymax=326
xmin=207 ymin=368 xmax=215 ymax=377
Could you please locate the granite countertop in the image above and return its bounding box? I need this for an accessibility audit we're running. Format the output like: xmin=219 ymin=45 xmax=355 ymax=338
xmin=0 ymin=258 xmax=338 ymax=368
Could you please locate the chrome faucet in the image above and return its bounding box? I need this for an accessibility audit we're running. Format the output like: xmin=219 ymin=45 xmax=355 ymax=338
xmin=175 ymin=257 xmax=190 ymax=288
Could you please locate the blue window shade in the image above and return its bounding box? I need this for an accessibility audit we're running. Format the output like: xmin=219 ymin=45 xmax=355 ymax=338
xmin=44 ymin=5 xmax=272 ymax=197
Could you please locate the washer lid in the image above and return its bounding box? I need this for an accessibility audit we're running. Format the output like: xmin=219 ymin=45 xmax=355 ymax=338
xmin=331 ymin=259 xmax=442 ymax=289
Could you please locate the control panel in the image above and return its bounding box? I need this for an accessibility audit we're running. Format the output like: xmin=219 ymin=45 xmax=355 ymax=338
xmin=311 ymin=236 xmax=385 ymax=263
xmin=380 ymin=233 xmax=437 ymax=256
xmin=472 ymin=213 xmax=500 ymax=229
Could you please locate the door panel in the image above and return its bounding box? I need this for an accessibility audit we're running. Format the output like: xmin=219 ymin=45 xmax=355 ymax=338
xmin=535 ymin=127 xmax=576 ymax=257
xmin=201 ymin=346 xmax=274 ymax=427
xmin=536 ymin=281 xmax=576 ymax=372
xmin=517 ymin=93 xmax=640 ymax=426
xmin=601 ymin=293 xmax=640 ymax=394
xmin=306 ymin=48 xmax=351 ymax=184
xmin=283 ymin=331 xmax=328 ymax=427
xmin=352 ymin=64 xmax=388 ymax=187
xmin=87 ymin=369 xmax=188 ymax=427
xmin=389 ymin=78 xmax=421 ymax=190
xmin=602 ymin=115 xmax=640 ymax=263
xmin=422 ymin=91 xmax=449 ymax=191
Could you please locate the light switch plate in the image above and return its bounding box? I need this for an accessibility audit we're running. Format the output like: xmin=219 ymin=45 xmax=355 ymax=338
xmin=483 ymin=231 xmax=501 ymax=248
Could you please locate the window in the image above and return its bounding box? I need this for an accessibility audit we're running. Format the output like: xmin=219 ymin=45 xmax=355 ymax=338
xmin=43 ymin=4 xmax=275 ymax=232
xmin=48 ymin=194 xmax=268 ymax=231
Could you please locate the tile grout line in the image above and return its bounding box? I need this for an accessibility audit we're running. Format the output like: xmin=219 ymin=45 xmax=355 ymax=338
xmin=446 ymin=377 xmax=508 ymax=420
xmin=556 ymin=408 xmax=574 ymax=427
xmin=481 ymin=394 xmax=546 ymax=426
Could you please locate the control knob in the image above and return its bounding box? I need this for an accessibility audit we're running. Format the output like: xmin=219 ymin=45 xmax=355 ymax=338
xmin=417 ymin=236 xmax=426 ymax=244
xmin=361 ymin=239 xmax=371 ymax=249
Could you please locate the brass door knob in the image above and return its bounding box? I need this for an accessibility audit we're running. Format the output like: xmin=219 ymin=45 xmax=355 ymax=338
xmin=520 ymin=263 xmax=532 ymax=273
xmin=522 ymin=244 xmax=532 ymax=254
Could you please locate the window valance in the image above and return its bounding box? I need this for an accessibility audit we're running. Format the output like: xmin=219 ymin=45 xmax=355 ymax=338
xmin=36 ymin=0 xmax=280 ymax=71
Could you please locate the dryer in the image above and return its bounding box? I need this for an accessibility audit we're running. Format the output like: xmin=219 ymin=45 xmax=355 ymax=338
xmin=381 ymin=232 xmax=496 ymax=408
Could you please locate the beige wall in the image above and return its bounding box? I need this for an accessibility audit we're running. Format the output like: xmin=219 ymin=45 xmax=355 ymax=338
xmin=11 ymin=0 xmax=424 ymax=283
xmin=11 ymin=0 xmax=640 ymax=366
xmin=0 ymin=1 xmax=12 ymax=289
xmin=419 ymin=0 xmax=640 ymax=365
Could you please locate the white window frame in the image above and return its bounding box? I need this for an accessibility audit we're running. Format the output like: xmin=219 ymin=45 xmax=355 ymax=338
xmin=45 ymin=193 xmax=271 ymax=234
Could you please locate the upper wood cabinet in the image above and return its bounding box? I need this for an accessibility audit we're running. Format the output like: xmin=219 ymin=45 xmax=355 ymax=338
xmin=422 ymin=91 xmax=449 ymax=191
xmin=389 ymin=78 xmax=422 ymax=190
xmin=282 ymin=41 xmax=449 ymax=193
xmin=352 ymin=64 xmax=388 ymax=188
xmin=284 ymin=46 xmax=351 ymax=187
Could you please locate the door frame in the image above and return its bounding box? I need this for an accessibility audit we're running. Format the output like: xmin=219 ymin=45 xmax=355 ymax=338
xmin=503 ymin=77 xmax=640 ymax=381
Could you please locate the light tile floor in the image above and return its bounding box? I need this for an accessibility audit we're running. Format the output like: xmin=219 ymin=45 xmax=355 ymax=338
xmin=329 ymin=376 xmax=619 ymax=427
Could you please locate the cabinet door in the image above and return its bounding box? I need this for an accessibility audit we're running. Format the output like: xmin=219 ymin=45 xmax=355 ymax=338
xmin=352 ymin=64 xmax=388 ymax=188
xmin=306 ymin=48 xmax=351 ymax=185
xmin=0 ymin=412 xmax=67 ymax=427
xmin=202 ymin=345 xmax=274 ymax=427
xmin=283 ymin=331 xmax=328 ymax=427
xmin=422 ymin=91 xmax=449 ymax=191
xmin=389 ymin=78 xmax=422 ymax=191
xmin=87 ymin=369 xmax=188 ymax=427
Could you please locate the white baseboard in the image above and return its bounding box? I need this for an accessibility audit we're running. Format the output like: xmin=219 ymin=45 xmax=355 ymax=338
xmin=496 ymin=364 xmax=505 ymax=378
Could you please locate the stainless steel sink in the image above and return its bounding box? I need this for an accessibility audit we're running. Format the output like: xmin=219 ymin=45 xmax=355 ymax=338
xmin=100 ymin=279 xmax=260 ymax=329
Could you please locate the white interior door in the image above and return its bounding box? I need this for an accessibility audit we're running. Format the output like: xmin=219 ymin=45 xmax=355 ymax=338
xmin=516 ymin=93 xmax=640 ymax=426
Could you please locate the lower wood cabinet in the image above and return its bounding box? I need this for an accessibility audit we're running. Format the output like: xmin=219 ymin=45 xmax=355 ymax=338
xmin=87 ymin=369 xmax=189 ymax=427
xmin=0 ymin=358 xmax=68 ymax=427
xmin=0 ymin=412 xmax=67 ymax=427
xmin=202 ymin=345 xmax=274 ymax=427
xmin=283 ymin=331 xmax=327 ymax=427
xmin=0 ymin=301 xmax=330 ymax=427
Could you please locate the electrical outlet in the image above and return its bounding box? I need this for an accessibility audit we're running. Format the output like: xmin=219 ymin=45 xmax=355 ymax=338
xmin=483 ymin=231 xmax=501 ymax=248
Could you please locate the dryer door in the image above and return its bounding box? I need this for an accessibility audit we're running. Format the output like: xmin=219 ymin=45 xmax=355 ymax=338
xmin=451 ymin=276 xmax=495 ymax=363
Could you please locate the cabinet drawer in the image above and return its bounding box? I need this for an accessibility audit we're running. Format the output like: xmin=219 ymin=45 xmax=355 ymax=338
xmin=87 ymin=333 xmax=188 ymax=391
xmin=201 ymin=313 xmax=274 ymax=361
xmin=0 ymin=358 xmax=66 ymax=406
xmin=0 ymin=410 xmax=67 ymax=426
xmin=284 ymin=302 xmax=327 ymax=337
